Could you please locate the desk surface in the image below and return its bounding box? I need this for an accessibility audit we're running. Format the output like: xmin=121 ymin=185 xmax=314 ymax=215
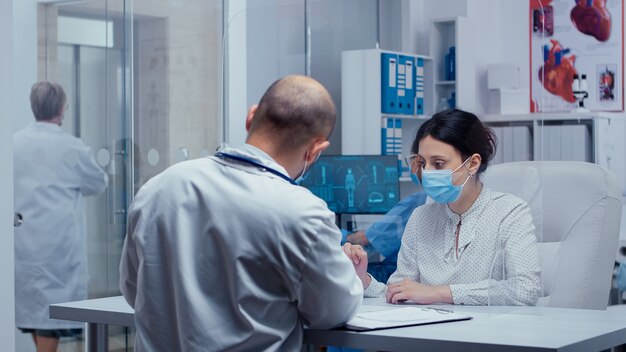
xmin=307 ymin=300 xmax=626 ymax=352
xmin=50 ymin=296 xmax=626 ymax=352
xmin=50 ymin=296 xmax=134 ymax=327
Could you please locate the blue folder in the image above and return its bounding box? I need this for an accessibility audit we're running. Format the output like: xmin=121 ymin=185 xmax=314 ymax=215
xmin=416 ymin=57 xmax=425 ymax=115
xmin=381 ymin=53 xmax=398 ymax=114
xmin=397 ymin=55 xmax=415 ymax=115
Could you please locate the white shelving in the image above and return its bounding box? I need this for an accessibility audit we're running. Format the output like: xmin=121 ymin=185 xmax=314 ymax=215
xmin=430 ymin=17 xmax=475 ymax=112
xmin=341 ymin=49 xmax=434 ymax=196
xmin=341 ymin=49 xmax=434 ymax=156
xmin=482 ymin=112 xmax=626 ymax=191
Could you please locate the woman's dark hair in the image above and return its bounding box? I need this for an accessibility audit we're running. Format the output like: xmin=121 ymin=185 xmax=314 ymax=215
xmin=411 ymin=109 xmax=497 ymax=174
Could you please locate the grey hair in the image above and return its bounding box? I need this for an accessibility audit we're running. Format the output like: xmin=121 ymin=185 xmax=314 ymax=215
xmin=30 ymin=81 xmax=67 ymax=121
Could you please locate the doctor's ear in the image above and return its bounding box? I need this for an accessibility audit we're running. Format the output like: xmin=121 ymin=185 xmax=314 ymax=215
xmin=468 ymin=153 xmax=482 ymax=175
xmin=245 ymin=104 xmax=259 ymax=132
xmin=307 ymin=139 xmax=330 ymax=162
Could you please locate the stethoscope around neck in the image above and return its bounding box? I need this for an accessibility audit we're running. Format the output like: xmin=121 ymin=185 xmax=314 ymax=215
xmin=214 ymin=152 xmax=298 ymax=185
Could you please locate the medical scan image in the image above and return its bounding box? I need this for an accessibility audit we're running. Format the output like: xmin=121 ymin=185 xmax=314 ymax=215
xmin=300 ymin=155 xmax=399 ymax=214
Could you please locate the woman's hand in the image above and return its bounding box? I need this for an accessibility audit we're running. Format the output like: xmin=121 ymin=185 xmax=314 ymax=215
xmin=342 ymin=243 xmax=371 ymax=289
xmin=386 ymin=279 xmax=453 ymax=304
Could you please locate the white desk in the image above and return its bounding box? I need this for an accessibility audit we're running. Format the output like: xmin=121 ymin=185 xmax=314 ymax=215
xmin=50 ymin=296 xmax=626 ymax=352
xmin=50 ymin=296 xmax=134 ymax=352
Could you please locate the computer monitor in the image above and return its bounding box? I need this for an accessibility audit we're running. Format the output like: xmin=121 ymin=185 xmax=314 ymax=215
xmin=300 ymin=155 xmax=400 ymax=214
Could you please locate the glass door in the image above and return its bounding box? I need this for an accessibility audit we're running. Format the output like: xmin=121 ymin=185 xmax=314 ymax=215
xmin=38 ymin=1 xmax=133 ymax=350
xmin=53 ymin=0 xmax=131 ymax=300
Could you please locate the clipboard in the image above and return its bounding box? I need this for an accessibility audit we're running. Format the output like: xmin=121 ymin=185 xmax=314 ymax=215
xmin=344 ymin=307 xmax=472 ymax=331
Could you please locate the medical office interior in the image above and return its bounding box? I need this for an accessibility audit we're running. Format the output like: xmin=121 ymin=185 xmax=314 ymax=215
xmin=3 ymin=0 xmax=626 ymax=350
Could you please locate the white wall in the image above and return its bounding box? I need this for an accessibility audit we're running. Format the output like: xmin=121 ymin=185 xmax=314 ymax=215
xmin=468 ymin=0 xmax=504 ymax=114
xmin=379 ymin=0 xmax=403 ymax=52
xmin=245 ymin=0 xmax=305 ymax=106
xmin=225 ymin=0 xmax=248 ymax=146
xmin=425 ymin=0 xmax=468 ymax=20
xmin=497 ymin=0 xmax=530 ymax=91
xmin=0 ymin=0 xmax=16 ymax=350
xmin=13 ymin=0 xmax=38 ymax=131
xmin=226 ymin=0 xmax=306 ymax=147
xmin=310 ymin=0 xmax=379 ymax=154
xmin=11 ymin=1 xmax=41 ymax=350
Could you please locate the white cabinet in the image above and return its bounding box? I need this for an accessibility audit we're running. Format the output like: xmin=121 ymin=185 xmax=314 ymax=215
xmin=490 ymin=126 xmax=533 ymax=165
xmin=536 ymin=124 xmax=591 ymax=162
xmin=341 ymin=49 xmax=433 ymax=156
xmin=341 ymin=49 xmax=434 ymax=197
xmin=430 ymin=17 xmax=475 ymax=112
xmin=482 ymin=112 xmax=626 ymax=191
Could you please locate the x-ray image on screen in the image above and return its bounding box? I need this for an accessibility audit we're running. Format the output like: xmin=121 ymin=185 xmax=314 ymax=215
xmin=300 ymin=155 xmax=400 ymax=214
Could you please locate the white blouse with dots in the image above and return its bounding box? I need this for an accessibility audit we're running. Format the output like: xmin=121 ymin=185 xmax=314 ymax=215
xmin=363 ymin=187 xmax=542 ymax=306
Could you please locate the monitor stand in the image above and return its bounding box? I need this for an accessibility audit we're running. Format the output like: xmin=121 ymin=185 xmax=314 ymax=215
xmin=336 ymin=213 xmax=358 ymax=238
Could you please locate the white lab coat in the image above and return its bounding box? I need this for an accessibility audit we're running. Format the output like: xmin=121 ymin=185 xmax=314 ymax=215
xmin=14 ymin=122 xmax=108 ymax=329
xmin=120 ymin=144 xmax=363 ymax=352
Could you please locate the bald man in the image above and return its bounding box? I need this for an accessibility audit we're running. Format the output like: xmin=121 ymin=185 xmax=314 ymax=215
xmin=120 ymin=76 xmax=366 ymax=351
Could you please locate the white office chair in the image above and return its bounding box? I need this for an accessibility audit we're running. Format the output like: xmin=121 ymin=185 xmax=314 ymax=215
xmin=482 ymin=161 xmax=622 ymax=309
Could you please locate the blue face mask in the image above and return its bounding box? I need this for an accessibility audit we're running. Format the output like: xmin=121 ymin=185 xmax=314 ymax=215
xmin=294 ymin=151 xmax=321 ymax=185
xmin=419 ymin=157 xmax=472 ymax=203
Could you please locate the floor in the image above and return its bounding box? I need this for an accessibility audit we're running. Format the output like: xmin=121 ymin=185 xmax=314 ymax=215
xmin=55 ymin=330 xmax=134 ymax=352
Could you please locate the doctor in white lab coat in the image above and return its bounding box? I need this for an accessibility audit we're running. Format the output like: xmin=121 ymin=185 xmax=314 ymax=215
xmin=14 ymin=82 xmax=108 ymax=351
xmin=120 ymin=75 xmax=367 ymax=352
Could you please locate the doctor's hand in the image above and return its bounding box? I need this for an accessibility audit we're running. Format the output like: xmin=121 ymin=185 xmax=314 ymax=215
xmin=342 ymin=243 xmax=371 ymax=289
xmin=386 ymin=279 xmax=453 ymax=305
xmin=346 ymin=231 xmax=369 ymax=247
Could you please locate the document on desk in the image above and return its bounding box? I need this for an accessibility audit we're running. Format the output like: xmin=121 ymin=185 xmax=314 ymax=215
xmin=344 ymin=307 xmax=472 ymax=331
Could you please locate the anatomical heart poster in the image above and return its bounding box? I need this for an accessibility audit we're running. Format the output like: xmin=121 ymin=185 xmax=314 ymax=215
xmin=530 ymin=0 xmax=623 ymax=112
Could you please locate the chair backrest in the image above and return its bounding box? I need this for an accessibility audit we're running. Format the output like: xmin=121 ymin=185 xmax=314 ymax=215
xmin=482 ymin=161 xmax=622 ymax=309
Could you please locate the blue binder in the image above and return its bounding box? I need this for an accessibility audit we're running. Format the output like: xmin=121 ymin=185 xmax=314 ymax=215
xmin=415 ymin=57 xmax=425 ymax=115
xmin=381 ymin=118 xmax=395 ymax=155
xmin=397 ymin=55 xmax=415 ymax=115
xmin=381 ymin=53 xmax=398 ymax=114
xmin=393 ymin=118 xmax=402 ymax=155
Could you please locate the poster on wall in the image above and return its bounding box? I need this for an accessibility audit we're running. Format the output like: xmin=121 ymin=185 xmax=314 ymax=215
xmin=530 ymin=0 xmax=623 ymax=112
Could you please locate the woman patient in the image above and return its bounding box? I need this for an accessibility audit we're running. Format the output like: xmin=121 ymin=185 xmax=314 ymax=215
xmin=344 ymin=109 xmax=541 ymax=305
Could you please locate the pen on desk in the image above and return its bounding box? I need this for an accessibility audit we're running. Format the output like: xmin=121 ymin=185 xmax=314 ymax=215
xmin=423 ymin=307 xmax=454 ymax=314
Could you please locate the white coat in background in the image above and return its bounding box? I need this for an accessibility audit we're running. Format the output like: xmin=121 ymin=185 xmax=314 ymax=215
xmin=120 ymin=144 xmax=363 ymax=352
xmin=14 ymin=121 xmax=108 ymax=329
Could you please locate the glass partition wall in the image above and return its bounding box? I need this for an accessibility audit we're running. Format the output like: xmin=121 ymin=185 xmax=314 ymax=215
xmin=34 ymin=0 xmax=380 ymax=350
xmin=38 ymin=0 xmax=222 ymax=350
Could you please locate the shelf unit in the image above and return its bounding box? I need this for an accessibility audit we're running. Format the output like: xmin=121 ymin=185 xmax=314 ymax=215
xmin=341 ymin=49 xmax=434 ymax=156
xmin=482 ymin=112 xmax=626 ymax=191
xmin=430 ymin=17 xmax=475 ymax=112
xmin=341 ymin=49 xmax=434 ymax=197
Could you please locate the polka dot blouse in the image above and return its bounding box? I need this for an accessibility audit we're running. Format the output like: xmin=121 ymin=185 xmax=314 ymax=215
xmin=363 ymin=187 xmax=542 ymax=306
